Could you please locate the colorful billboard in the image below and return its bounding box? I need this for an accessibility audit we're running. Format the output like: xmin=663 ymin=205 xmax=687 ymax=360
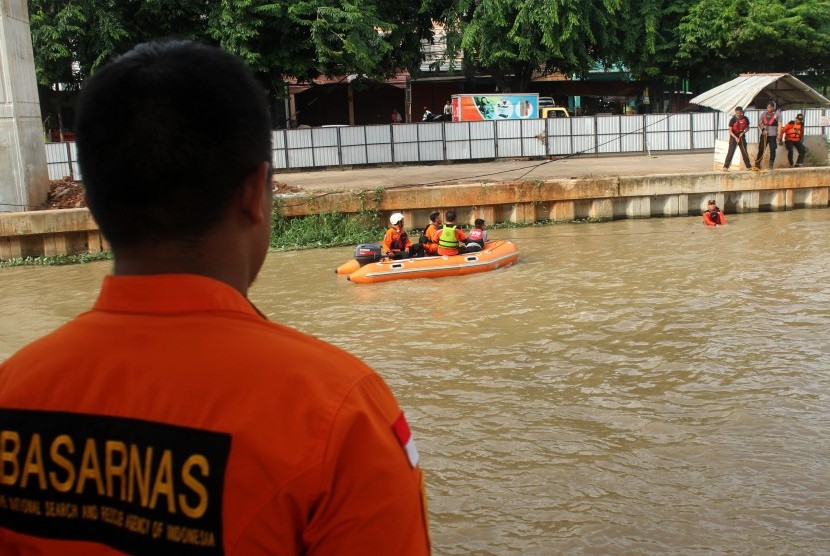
xmin=452 ymin=94 xmax=539 ymax=121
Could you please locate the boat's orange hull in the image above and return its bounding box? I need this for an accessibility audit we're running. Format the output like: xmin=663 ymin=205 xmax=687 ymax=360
xmin=337 ymin=240 xmax=519 ymax=284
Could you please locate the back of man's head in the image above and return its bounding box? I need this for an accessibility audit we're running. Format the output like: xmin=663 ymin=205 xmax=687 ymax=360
xmin=76 ymin=41 xmax=271 ymax=249
xmin=445 ymin=210 xmax=457 ymax=223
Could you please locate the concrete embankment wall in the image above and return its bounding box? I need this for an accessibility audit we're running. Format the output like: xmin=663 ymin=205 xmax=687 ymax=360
xmin=281 ymin=168 xmax=830 ymax=229
xmin=2 ymin=168 xmax=829 ymax=261
xmin=0 ymin=208 xmax=106 ymax=261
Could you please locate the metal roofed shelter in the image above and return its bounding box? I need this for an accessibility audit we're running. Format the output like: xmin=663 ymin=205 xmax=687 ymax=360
xmin=689 ymin=73 xmax=830 ymax=112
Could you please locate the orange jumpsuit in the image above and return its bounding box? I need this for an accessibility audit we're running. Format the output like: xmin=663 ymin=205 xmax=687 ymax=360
xmin=422 ymin=224 xmax=439 ymax=255
xmin=0 ymin=274 xmax=430 ymax=555
xmin=382 ymin=227 xmax=412 ymax=256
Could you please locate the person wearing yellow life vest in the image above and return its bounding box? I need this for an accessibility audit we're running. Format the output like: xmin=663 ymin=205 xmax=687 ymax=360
xmin=431 ymin=210 xmax=468 ymax=256
xmin=778 ymin=113 xmax=807 ymax=168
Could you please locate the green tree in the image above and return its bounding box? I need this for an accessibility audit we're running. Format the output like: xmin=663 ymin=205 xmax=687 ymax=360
xmin=675 ymin=0 xmax=830 ymax=83
xmin=436 ymin=0 xmax=622 ymax=91
xmin=205 ymin=0 xmax=433 ymax=86
xmin=614 ymin=0 xmax=695 ymax=81
xmin=29 ymin=0 xmax=435 ymax=129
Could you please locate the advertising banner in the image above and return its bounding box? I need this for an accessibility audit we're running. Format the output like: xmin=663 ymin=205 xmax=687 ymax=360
xmin=453 ymin=94 xmax=539 ymax=121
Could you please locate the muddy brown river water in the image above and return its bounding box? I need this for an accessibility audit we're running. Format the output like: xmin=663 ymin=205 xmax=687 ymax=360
xmin=2 ymin=209 xmax=830 ymax=554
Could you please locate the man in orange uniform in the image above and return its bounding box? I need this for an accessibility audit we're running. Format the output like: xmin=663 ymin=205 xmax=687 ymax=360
xmin=431 ymin=210 xmax=468 ymax=256
xmin=420 ymin=211 xmax=442 ymax=255
xmin=0 ymin=41 xmax=430 ymax=555
xmin=778 ymin=113 xmax=807 ymax=168
xmin=383 ymin=212 xmax=423 ymax=259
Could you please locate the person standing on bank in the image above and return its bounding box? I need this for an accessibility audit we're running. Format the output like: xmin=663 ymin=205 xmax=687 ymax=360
xmin=443 ymin=100 xmax=453 ymax=121
xmin=753 ymin=101 xmax=781 ymax=170
xmin=722 ymin=106 xmax=752 ymax=172
xmin=778 ymin=113 xmax=807 ymax=167
xmin=0 ymin=41 xmax=430 ymax=555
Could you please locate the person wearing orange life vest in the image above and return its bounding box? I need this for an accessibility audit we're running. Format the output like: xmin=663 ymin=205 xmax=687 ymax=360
xmin=431 ymin=209 xmax=468 ymax=256
xmin=702 ymin=199 xmax=727 ymax=226
xmin=753 ymin=101 xmax=782 ymax=170
xmin=419 ymin=211 xmax=442 ymax=255
xmin=722 ymin=106 xmax=752 ymax=172
xmin=383 ymin=213 xmax=423 ymax=259
xmin=778 ymin=113 xmax=807 ymax=167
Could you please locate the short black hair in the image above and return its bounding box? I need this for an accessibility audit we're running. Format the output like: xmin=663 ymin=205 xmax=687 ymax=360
xmin=76 ymin=40 xmax=272 ymax=248
xmin=429 ymin=211 xmax=440 ymax=222
xmin=445 ymin=210 xmax=457 ymax=222
xmin=474 ymin=218 xmax=485 ymax=227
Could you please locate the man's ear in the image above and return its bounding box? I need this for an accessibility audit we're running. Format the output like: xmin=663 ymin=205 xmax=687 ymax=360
xmin=238 ymin=161 xmax=271 ymax=225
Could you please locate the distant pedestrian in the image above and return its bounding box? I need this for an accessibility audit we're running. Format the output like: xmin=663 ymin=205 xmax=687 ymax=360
xmin=391 ymin=108 xmax=403 ymax=123
xmin=753 ymin=101 xmax=781 ymax=170
xmin=778 ymin=113 xmax=807 ymax=167
xmin=722 ymin=106 xmax=752 ymax=172
xmin=422 ymin=106 xmax=439 ymax=122
xmin=443 ymin=100 xmax=452 ymax=121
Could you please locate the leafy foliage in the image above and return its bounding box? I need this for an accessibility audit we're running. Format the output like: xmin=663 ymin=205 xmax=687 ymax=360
xmin=676 ymin=0 xmax=830 ymax=82
xmin=270 ymin=209 xmax=385 ymax=250
xmin=438 ymin=0 xmax=623 ymax=90
xmin=0 ymin=251 xmax=112 ymax=268
xmin=27 ymin=0 xmax=830 ymax=120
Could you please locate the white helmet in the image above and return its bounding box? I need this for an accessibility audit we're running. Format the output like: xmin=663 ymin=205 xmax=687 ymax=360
xmin=390 ymin=212 xmax=404 ymax=225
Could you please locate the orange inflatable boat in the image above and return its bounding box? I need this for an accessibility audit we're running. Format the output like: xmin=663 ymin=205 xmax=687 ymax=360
xmin=335 ymin=240 xmax=519 ymax=284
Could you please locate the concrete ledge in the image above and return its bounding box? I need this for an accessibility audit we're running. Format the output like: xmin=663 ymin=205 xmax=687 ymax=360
xmin=2 ymin=168 xmax=829 ymax=261
xmin=0 ymin=208 xmax=106 ymax=260
xmin=280 ymin=167 xmax=830 ymax=222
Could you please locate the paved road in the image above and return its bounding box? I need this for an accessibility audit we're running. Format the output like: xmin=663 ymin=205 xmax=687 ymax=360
xmin=273 ymin=152 xmax=717 ymax=191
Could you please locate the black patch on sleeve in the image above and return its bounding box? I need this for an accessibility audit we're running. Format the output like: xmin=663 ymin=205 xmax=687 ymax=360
xmin=0 ymin=408 xmax=231 ymax=555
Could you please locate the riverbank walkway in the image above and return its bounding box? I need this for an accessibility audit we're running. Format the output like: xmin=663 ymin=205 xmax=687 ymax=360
xmin=275 ymin=152 xmax=716 ymax=192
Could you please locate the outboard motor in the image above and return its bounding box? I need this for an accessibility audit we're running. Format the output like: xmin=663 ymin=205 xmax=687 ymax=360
xmin=354 ymin=244 xmax=382 ymax=266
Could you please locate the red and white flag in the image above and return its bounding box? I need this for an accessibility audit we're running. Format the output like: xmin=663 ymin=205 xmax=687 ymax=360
xmin=392 ymin=412 xmax=420 ymax=468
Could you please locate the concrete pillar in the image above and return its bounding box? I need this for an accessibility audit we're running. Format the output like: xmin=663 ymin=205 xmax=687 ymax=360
xmin=589 ymin=198 xmax=613 ymax=220
xmin=0 ymin=0 xmax=48 ymax=213
xmin=508 ymin=202 xmax=536 ymax=224
xmin=550 ymin=200 xmax=576 ymax=221
xmin=733 ymin=191 xmax=760 ymax=213
xmin=813 ymin=187 xmax=829 ymax=208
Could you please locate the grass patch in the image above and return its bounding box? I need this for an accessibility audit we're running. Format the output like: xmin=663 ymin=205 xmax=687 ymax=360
xmin=0 ymin=212 xmax=609 ymax=267
xmin=0 ymin=251 xmax=113 ymax=268
xmin=270 ymin=208 xmax=385 ymax=250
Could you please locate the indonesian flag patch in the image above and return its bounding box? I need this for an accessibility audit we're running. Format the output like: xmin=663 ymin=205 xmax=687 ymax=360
xmin=392 ymin=411 xmax=420 ymax=468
